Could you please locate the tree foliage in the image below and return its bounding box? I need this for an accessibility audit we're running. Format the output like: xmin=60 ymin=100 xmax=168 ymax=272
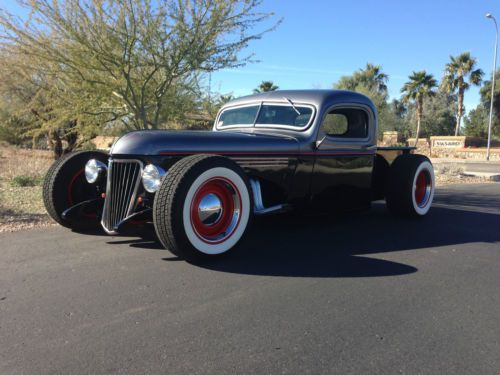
xmin=464 ymin=105 xmax=489 ymax=138
xmin=465 ymin=68 xmax=500 ymax=138
xmin=442 ymin=52 xmax=483 ymax=135
xmin=253 ymin=80 xmax=279 ymax=93
xmin=335 ymin=63 xmax=388 ymax=96
xmin=334 ymin=63 xmax=394 ymax=139
xmin=400 ymin=71 xmax=437 ymax=143
xmin=406 ymin=91 xmax=456 ymax=138
xmin=0 ymin=0 xmax=279 ymax=155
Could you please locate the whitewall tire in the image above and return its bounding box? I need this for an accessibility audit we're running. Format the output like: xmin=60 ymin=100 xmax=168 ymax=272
xmin=386 ymin=154 xmax=435 ymax=217
xmin=153 ymin=155 xmax=252 ymax=261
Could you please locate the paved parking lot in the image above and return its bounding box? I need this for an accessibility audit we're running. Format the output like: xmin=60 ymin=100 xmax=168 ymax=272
xmin=1 ymin=184 xmax=499 ymax=374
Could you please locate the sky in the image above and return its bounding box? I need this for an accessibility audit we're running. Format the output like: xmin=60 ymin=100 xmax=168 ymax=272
xmin=210 ymin=0 xmax=500 ymax=111
xmin=3 ymin=0 xmax=499 ymax=111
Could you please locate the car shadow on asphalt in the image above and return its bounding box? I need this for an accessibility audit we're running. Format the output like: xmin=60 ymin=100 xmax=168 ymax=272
xmin=183 ymin=200 xmax=499 ymax=278
xmin=101 ymin=195 xmax=499 ymax=278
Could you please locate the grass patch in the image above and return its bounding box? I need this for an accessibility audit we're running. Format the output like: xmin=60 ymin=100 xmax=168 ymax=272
xmin=1 ymin=181 xmax=46 ymax=215
xmin=0 ymin=144 xmax=54 ymax=231
xmin=10 ymin=175 xmax=44 ymax=187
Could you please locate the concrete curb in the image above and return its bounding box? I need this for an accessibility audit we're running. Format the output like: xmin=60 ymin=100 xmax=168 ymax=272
xmin=462 ymin=172 xmax=500 ymax=181
xmin=431 ymin=158 xmax=500 ymax=165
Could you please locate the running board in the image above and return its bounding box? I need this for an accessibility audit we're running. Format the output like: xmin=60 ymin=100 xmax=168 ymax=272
xmin=250 ymin=179 xmax=289 ymax=215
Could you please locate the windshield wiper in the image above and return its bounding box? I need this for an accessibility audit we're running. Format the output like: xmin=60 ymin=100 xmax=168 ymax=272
xmin=283 ymin=97 xmax=301 ymax=115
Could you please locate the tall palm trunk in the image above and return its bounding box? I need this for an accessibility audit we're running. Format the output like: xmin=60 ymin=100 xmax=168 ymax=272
xmin=415 ymin=97 xmax=423 ymax=146
xmin=455 ymin=88 xmax=465 ymax=136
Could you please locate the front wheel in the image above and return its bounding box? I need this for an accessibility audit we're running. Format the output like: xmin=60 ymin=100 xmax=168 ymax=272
xmin=43 ymin=150 xmax=108 ymax=230
xmin=153 ymin=155 xmax=252 ymax=261
xmin=386 ymin=154 xmax=435 ymax=217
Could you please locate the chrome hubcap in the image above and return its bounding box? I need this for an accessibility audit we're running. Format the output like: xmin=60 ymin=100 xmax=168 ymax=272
xmin=198 ymin=193 xmax=223 ymax=225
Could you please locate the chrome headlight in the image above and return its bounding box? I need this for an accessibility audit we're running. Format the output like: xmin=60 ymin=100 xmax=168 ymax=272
xmin=142 ymin=164 xmax=166 ymax=193
xmin=85 ymin=159 xmax=107 ymax=184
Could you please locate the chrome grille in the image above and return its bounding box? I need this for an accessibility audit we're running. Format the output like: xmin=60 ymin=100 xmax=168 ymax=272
xmin=101 ymin=159 xmax=142 ymax=233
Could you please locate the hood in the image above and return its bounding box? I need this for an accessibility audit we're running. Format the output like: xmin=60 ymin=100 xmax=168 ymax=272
xmin=111 ymin=130 xmax=300 ymax=156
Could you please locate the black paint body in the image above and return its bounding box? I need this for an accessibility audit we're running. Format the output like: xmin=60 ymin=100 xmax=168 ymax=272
xmin=110 ymin=90 xmax=410 ymax=210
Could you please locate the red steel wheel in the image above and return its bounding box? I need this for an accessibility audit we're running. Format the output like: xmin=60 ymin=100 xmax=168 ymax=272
xmin=189 ymin=177 xmax=242 ymax=244
xmin=153 ymin=155 xmax=252 ymax=260
xmin=386 ymin=154 xmax=435 ymax=217
xmin=414 ymin=169 xmax=432 ymax=208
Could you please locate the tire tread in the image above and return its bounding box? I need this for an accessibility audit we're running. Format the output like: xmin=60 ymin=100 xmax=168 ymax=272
xmin=153 ymin=154 xmax=252 ymax=260
xmin=43 ymin=150 xmax=107 ymax=229
xmin=386 ymin=154 xmax=432 ymax=217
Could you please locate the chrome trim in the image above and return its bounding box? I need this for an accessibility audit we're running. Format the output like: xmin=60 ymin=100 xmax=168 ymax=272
xmin=198 ymin=193 xmax=223 ymax=225
xmin=232 ymin=157 xmax=290 ymax=169
xmin=250 ymin=178 xmax=287 ymax=215
xmin=101 ymin=159 xmax=143 ymax=234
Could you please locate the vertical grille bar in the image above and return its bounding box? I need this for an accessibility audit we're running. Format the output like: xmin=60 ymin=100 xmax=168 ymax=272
xmin=101 ymin=159 xmax=143 ymax=234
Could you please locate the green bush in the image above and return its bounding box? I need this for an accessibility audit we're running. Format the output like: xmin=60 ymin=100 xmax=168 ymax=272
xmin=10 ymin=175 xmax=44 ymax=187
xmin=0 ymin=124 xmax=24 ymax=145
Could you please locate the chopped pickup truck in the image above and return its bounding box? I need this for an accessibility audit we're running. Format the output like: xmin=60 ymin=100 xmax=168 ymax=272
xmin=43 ymin=90 xmax=435 ymax=261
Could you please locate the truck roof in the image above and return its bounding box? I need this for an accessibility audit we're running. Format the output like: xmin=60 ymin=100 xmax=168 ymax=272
xmin=224 ymin=89 xmax=377 ymax=115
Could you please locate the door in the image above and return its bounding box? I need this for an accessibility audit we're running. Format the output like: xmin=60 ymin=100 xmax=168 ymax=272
xmin=311 ymin=105 xmax=376 ymax=209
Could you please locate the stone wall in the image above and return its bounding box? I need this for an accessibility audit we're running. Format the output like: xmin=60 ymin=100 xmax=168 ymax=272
xmin=430 ymin=147 xmax=500 ymax=160
xmin=428 ymin=136 xmax=500 ymax=160
xmin=380 ymin=132 xmax=500 ymax=160
xmin=406 ymin=138 xmax=431 ymax=156
xmin=380 ymin=131 xmax=401 ymax=146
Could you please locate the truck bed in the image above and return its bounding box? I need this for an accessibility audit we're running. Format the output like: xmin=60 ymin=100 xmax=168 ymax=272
xmin=376 ymin=146 xmax=416 ymax=164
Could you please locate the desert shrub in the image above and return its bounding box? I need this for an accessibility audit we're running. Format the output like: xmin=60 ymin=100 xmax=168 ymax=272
xmin=436 ymin=164 xmax=464 ymax=176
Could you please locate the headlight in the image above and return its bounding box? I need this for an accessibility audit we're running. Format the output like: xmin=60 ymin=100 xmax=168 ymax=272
xmin=85 ymin=159 xmax=107 ymax=184
xmin=142 ymin=164 xmax=166 ymax=193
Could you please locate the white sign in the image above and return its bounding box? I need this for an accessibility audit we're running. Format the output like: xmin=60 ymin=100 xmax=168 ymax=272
xmin=433 ymin=140 xmax=463 ymax=148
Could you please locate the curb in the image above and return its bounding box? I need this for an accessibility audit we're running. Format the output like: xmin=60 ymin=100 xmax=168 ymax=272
xmin=462 ymin=172 xmax=500 ymax=181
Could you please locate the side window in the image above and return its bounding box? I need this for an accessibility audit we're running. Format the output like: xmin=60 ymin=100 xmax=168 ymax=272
xmin=322 ymin=113 xmax=348 ymax=136
xmin=321 ymin=108 xmax=369 ymax=138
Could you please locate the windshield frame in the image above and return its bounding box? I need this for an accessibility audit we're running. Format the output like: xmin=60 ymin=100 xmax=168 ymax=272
xmin=215 ymin=101 xmax=317 ymax=131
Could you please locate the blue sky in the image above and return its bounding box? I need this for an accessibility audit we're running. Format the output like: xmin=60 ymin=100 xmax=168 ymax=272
xmin=4 ymin=0 xmax=499 ymax=111
xmin=211 ymin=0 xmax=500 ymax=111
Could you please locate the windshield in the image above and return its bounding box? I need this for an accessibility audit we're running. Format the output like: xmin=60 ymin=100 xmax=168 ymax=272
xmin=217 ymin=103 xmax=314 ymax=130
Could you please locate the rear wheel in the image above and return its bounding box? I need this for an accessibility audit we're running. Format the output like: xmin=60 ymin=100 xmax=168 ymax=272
xmin=386 ymin=154 xmax=435 ymax=217
xmin=43 ymin=151 xmax=108 ymax=230
xmin=153 ymin=155 xmax=252 ymax=261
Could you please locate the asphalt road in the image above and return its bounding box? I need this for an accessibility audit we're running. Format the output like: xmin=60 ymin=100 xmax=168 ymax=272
xmin=1 ymin=184 xmax=499 ymax=374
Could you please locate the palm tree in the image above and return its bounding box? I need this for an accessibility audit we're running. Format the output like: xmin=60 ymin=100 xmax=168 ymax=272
xmin=357 ymin=63 xmax=389 ymax=95
xmin=442 ymin=52 xmax=483 ymax=136
xmin=334 ymin=63 xmax=388 ymax=96
xmin=401 ymin=71 xmax=438 ymax=145
xmin=253 ymin=81 xmax=278 ymax=93
xmin=217 ymin=94 xmax=235 ymax=107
